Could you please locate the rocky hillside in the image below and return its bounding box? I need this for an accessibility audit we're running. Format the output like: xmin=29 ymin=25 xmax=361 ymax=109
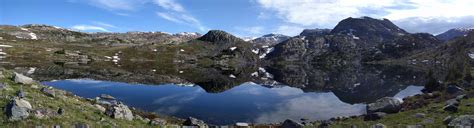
xmin=436 ymin=28 xmax=474 ymax=42
xmin=251 ymin=34 xmax=290 ymax=46
xmin=299 ymin=28 xmax=331 ymax=37
xmin=266 ymin=16 xmax=441 ymax=65
xmin=0 ymin=24 xmax=200 ymax=45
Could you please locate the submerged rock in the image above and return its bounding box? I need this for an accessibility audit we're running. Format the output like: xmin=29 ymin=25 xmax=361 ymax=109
xmin=448 ymin=115 xmax=474 ymax=127
xmin=100 ymin=94 xmax=115 ymax=100
xmin=183 ymin=117 xmax=207 ymax=126
xmin=281 ymin=119 xmax=303 ymax=128
xmin=14 ymin=72 xmax=34 ymax=85
xmin=105 ymin=103 xmax=133 ymax=120
xmin=6 ymin=97 xmax=33 ymax=121
xmin=367 ymin=97 xmax=402 ymax=113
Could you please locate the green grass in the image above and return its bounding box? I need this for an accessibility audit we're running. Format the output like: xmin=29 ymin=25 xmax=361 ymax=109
xmin=319 ymin=97 xmax=474 ymax=127
xmin=0 ymin=70 xmax=180 ymax=127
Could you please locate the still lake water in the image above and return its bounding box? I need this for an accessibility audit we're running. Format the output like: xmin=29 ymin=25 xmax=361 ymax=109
xmin=43 ymin=79 xmax=423 ymax=125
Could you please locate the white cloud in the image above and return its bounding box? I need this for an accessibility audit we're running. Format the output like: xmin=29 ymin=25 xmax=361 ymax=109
xmin=87 ymin=0 xmax=147 ymax=11
xmin=255 ymin=0 xmax=474 ymax=34
xmin=154 ymin=0 xmax=208 ymax=32
xmin=153 ymin=0 xmax=185 ymax=12
xmin=71 ymin=25 xmax=109 ymax=32
xmin=93 ymin=21 xmax=117 ymax=28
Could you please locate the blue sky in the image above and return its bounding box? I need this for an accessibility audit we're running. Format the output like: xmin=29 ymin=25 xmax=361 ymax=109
xmin=2 ymin=0 xmax=474 ymax=37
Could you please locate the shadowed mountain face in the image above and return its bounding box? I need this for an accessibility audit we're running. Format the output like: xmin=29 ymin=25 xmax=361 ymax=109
xmin=266 ymin=17 xmax=442 ymax=65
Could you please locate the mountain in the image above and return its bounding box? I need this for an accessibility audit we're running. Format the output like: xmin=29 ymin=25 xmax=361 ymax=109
xmin=198 ymin=30 xmax=244 ymax=44
xmin=331 ymin=17 xmax=408 ymax=46
xmin=251 ymin=34 xmax=290 ymax=46
xmin=299 ymin=29 xmax=331 ymax=37
xmin=0 ymin=24 xmax=200 ymax=45
xmin=267 ymin=16 xmax=439 ymax=65
xmin=436 ymin=27 xmax=474 ymax=41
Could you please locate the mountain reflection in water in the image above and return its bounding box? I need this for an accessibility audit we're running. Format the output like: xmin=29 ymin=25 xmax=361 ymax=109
xmin=43 ymin=80 xmax=422 ymax=125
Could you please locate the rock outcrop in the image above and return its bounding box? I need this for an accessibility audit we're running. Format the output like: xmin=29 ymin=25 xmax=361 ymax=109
xmin=6 ymin=97 xmax=33 ymax=121
xmin=105 ymin=103 xmax=134 ymax=121
xmin=367 ymin=97 xmax=402 ymax=114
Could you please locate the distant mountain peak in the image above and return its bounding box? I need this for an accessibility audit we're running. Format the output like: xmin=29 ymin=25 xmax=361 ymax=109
xmin=252 ymin=33 xmax=290 ymax=46
xmin=330 ymin=16 xmax=408 ymax=41
xmin=198 ymin=30 xmax=243 ymax=43
xmin=436 ymin=27 xmax=474 ymax=41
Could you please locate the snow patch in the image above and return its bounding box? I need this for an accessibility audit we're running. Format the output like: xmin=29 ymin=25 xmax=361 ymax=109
xmin=0 ymin=45 xmax=13 ymax=48
xmin=180 ymin=49 xmax=185 ymax=52
xmin=0 ymin=52 xmax=6 ymax=55
xmin=251 ymin=72 xmax=258 ymax=77
xmin=229 ymin=74 xmax=237 ymax=79
xmin=252 ymin=49 xmax=259 ymax=54
xmin=20 ymin=28 xmax=29 ymax=31
xmin=469 ymin=53 xmax=474 ymax=59
xmin=259 ymin=47 xmax=274 ymax=59
xmin=27 ymin=67 xmax=36 ymax=75
xmin=352 ymin=35 xmax=360 ymax=40
xmin=29 ymin=32 xmax=37 ymax=40
xmin=230 ymin=47 xmax=237 ymax=51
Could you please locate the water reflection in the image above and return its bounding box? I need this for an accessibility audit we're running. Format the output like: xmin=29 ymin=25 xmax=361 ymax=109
xmin=43 ymin=80 xmax=422 ymax=125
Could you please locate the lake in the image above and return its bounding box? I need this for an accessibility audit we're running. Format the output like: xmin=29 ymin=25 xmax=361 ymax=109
xmin=42 ymin=79 xmax=423 ymax=125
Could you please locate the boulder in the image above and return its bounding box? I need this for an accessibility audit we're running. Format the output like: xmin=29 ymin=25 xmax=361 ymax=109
xmin=443 ymin=104 xmax=458 ymax=112
xmin=446 ymin=99 xmax=460 ymax=106
xmin=367 ymin=97 xmax=402 ymax=113
xmin=105 ymin=103 xmax=133 ymax=120
xmin=41 ymin=87 xmax=55 ymax=97
xmin=446 ymin=85 xmax=465 ymax=95
xmin=149 ymin=118 xmax=167 ymax=126
xmin=14 ymin=72 xmax=34 ymax=84
xmin=281 ymin=119 xmax=303 ymax=128
xmin=93 ymin=104 xmax=106 ymax=113
xmin=6 ymin=97 xmax=33 ymax=121
xmin=443 ymin=116 xmax=454 ymax=125
xmin=448 ymin=115 xmax=474 ymax=127
xmin=364 ymin=112 xmax=387 ymax=121
xmin=456 ymin=94 xmax=467 ymax=101
xmin=183 ymin=117 xmax=207 ymax=126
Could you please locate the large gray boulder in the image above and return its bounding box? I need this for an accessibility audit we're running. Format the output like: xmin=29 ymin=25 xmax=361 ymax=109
xmin=13 ymin=72 xmax=34 ymax=85
xmin=105 ymin=103 xmax=133 ymax=120
xmin=367 ymin=97 xmax=402 ymax=114
xmin=183 ymin=117 xmax=207 ymax=126
xmin=448 ymin=115 xmax=474 ymax=127
xmin=281 ymin=119 xmax=304 ymax=128
xmin=6 ymin=97 xmax=33 ymax=121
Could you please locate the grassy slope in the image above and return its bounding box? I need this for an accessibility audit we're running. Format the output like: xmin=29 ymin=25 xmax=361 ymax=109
xmin=0 ymin=70 xmax=177 ymax=127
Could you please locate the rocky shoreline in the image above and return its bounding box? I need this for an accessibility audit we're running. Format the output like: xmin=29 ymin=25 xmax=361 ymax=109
xmin=2 ymin=68 xmax=474 ymax=127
